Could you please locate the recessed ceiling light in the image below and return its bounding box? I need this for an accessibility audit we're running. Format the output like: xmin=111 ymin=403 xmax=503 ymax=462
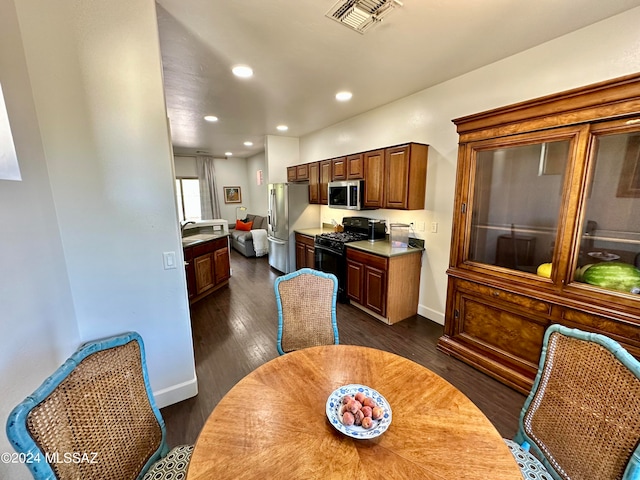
xmin=277 ymin=125 xmax=288 ymax=132
xmin=336 ymin=91 xmax=353 ymax=101
xmin=225 ymin=152 xmax=233 ymax=156
xmin=232 ymin=65 xmax=253 ymax=78
xmin=244 ymin=141 xmax=253 ymax=147
xmin=204 ymin=115 xmax=218 ymax=122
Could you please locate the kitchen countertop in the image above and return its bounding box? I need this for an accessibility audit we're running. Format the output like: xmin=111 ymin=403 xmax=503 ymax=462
xmin=182 ymin=232 xmax=229 ymax=247
xmin=295 ymin=227 xmax=334 ymax=237
xmin=347 ymin=239 xmax=424 ymax=257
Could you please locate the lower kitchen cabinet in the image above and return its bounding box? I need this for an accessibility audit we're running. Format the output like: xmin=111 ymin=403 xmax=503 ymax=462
xmin=184 ymin=236 xmax=230 ymax=304
xmin=295 ymin=233 xmax=315 ymax=270
xmin=346 ymin=247 xmax=422 ymax=324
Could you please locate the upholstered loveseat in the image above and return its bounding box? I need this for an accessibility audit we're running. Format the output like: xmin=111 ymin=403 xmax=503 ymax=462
xmin=230 ymin=214 xmax=268 ymax=257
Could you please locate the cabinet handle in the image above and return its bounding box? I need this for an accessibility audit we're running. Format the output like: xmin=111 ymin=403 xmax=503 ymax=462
xmin=492 ymin=291 xmax=500 ymax=297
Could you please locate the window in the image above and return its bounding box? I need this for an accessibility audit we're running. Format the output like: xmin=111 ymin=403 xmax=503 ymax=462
xmin=175 ymin=177 xmax=201 ymax=222
xmin=0 ymin=83 xmax=21 ymax=181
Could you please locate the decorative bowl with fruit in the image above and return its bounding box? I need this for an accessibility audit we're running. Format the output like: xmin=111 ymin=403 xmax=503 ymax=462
xmin=325 ymin=384 xmax=392 ymax=439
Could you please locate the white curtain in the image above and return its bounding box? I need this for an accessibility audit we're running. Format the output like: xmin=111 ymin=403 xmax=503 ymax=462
xmin=196 ymin=155 xmax=221 ymax=219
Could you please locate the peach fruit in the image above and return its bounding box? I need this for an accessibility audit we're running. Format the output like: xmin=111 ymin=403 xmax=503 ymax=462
xmin=342 ymin=395 xmax=353 ymax=405
xmin=354 ymin=409 xmax=365 ymax=426
xmin=342 ymin=411 xmax=355 ymax=426
xmin=371 ymin=406 xmax=384 ymax=420
xmin=361 ymin=406 xmax=372 ymax=418
xmin=363 ymin=397 xmax=376 ymax=408
xmin=361 ymin=417 xmax=373 ymax=429
xmin=354 ymin=392 xmax=366 ymax=403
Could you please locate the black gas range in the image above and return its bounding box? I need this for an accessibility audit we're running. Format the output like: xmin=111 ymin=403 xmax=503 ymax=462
xmin=314 ymin=217 xmax=386 ymax=302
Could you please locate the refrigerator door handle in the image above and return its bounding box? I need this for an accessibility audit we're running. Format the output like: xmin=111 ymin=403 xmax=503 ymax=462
xmin=268 ymin=188 xmax=276 ymax=232
xmin=268 ymin=237 xmax=286 ymax=245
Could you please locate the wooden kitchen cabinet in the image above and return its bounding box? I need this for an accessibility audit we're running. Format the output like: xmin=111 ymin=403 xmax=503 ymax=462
xmin=438 ymin=73 xmax=640 ymax=394
xmin=332 ymin=157 xmax=347 ymax=180
xmin=362 ymin=144 xmax=428 ymax=210
xmin=308 ymin=161 xmax=320 ymax=204
xmin=287 ymin=163 xmax=310 ymax=182
xmin=320 ymin=160 xmax=331 ymax=205
xmin=346 ymin=153 xmax=364 ymax=179
xmin=295 ymin=233 xmax=315 ymax=270
xmin=184 ymin=236 xmax=231 ymax=304
xmin=362 ymin=149 xmax=385 ymax=208
xmin=384 ymin=143 xmax=428 ymax=210
xmin=346 ymin=247 xmax=422 ymax=324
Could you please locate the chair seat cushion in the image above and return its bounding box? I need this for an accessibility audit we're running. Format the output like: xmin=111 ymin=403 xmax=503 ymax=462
xmin=143 ymin=444 xmax=193 ymax=480
xmin=504 ymin=439 xmax=553 ymax=480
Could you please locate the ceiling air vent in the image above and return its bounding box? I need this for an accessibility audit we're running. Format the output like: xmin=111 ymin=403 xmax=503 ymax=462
xmin=326 ymin=0 xmax=403 ymax=34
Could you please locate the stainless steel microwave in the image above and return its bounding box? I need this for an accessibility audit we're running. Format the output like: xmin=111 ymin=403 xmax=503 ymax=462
xmin=328 ymin=180 xmax=363 ymax=210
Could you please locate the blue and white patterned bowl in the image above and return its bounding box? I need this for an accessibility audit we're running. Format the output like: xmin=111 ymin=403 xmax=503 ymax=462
xmin=325 ymin=384 xmax=392 ymax=439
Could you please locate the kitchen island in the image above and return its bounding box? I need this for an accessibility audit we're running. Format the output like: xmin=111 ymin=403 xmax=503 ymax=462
xmin=182 ymin=222 xmax=231 ymax=304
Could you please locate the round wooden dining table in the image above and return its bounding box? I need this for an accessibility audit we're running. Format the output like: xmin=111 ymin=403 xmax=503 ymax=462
xmin=186 ymin=345 xmax=521 ymax=479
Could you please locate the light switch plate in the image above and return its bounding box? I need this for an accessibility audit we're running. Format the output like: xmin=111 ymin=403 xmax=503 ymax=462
xmin=163 ymin=251 xmax=177 ymax=270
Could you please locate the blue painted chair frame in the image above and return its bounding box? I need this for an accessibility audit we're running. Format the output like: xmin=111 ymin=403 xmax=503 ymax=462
xmin=274 ymin=268 xmax=339 ymax=355
xmin=511 ymin=324 xmax=640 ymax=480
xmin=6 ymin=332 xmax=169 ymax=480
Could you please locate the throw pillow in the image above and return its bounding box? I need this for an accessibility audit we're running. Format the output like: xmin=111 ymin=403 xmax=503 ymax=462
xmin=235 ymin=220 xmax=253 ymax=231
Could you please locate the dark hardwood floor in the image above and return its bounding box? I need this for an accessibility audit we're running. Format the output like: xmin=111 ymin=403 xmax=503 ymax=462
xmin=161 ymin=249 xmax=526 ymax=447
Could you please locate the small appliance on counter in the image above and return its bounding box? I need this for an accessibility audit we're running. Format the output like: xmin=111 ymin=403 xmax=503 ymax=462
xmin=390 ymin=223 xmax=410 ymax=248
xmin=367 ymin=219 xmax=386 ymax=242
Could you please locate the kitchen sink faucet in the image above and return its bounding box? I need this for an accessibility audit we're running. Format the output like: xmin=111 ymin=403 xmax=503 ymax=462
xmin=180 ymin=220 xmax=196 ymax=235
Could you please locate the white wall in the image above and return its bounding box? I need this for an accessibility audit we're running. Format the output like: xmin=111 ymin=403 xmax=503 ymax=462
xmin=0 ymin=2 xmax=81 ymax=478
xmin=174 ymin=155 xmax=263 ymax=223
xmin=246 ymin=151 xmax=268 ymax=216
xmin=1 ymin=1 xmax=197 ymax=477
xmin=300 ymin=7 xmax=640 ymax=325
xmin=265 ymin=135 xmax=299 ymax=184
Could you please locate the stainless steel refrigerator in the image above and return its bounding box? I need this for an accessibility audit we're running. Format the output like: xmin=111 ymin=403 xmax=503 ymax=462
xmin=267 ymin=183 xmax=318 ymax=273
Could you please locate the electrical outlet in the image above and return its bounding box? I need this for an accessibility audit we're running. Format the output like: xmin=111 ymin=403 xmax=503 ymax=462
xmin=431 ymin=222 xmax=438 ymax=233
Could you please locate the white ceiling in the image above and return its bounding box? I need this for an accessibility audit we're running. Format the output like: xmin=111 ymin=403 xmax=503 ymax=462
xmin=156 ymin=0 xmax=640 ymax=159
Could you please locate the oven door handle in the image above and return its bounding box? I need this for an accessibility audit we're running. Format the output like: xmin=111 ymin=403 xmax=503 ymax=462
xmin=313 ymin=243 xmax=342 ymax=256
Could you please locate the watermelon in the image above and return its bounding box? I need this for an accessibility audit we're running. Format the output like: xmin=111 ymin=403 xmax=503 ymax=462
xmin=581 ymin=262 xmax=640 ymax=293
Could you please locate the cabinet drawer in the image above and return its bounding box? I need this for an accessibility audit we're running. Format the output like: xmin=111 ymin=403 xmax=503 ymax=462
xmin=295 ymin=233 xmax=315 ymax=248
xmin=346 ymin=248 xmax=388 ymax=271
xmin=192 ymin=237 xmax=227 ymax=257
xmin=456 ymin=279 xmax=550 ymax=314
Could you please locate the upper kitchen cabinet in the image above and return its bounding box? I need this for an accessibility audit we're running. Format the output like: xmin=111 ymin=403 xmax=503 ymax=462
xmin=332 ymin=156 xmax=347 ymax=180
xmin=320 ymin=159 xmax=331 ymax=204
xmin=346 ymin=153 xmax=364 ymax=179
xmin=363 ymin=149 xmax=385 ymax=208
xmin=362 ymin=144 xmax=429 ymax=210
xmin=438 ymin=73 xmax=640 ymax=394
xmin=384 ymin=143 xmax=428 ymax=210
xmin=287 ymin=163 xmax=310 ymax=182
xmin=308 ymin=161 xmax=320 ymax=204
xmin=332 ymin=154 xmax=364 ymax=180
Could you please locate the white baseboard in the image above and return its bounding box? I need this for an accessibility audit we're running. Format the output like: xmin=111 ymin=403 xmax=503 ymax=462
xmin=418 ymin=304 xmax=444 ymax=326
xmin=153 ymin=376 xmax=198 ymax=409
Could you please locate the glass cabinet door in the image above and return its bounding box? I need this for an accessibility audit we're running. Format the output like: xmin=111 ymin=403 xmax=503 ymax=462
xmin=468 ymin=139 xmax=570 ymax=276
xmin=573 ymin=128 xmax=640 ymax=295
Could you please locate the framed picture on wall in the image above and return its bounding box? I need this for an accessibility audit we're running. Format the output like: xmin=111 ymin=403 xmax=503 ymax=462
xmin=223 ymin=186 xmax=242 ymax=203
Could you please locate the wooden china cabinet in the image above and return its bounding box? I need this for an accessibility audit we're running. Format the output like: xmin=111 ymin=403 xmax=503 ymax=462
xmin=438 ymin=74 xmax=640 ymax=395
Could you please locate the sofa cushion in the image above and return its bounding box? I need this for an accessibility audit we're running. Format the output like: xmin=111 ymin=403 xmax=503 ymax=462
xmin=235 ymin=219 xmax=253 ymax=231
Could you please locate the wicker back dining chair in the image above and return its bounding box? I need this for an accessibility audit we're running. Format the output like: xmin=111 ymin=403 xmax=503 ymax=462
xmin=504 ymin=324 xmax=640 ymax=480
xmin=274 ymin=268 xmax=339 ymax=355
xmin=6 ymin=332 xmax=192 ymax=480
